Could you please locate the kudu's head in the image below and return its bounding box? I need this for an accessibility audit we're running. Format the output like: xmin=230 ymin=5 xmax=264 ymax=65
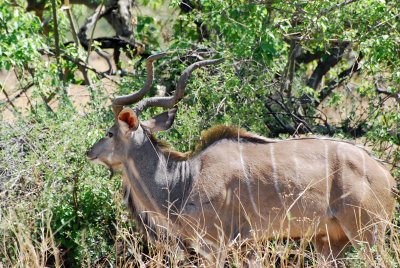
xmin=87 ymin=53 xmax=224 ymax=169
xmin=86 ymin=107 xmax=178 ymax=169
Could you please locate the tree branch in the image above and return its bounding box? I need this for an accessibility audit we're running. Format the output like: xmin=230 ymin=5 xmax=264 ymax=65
xmin=63 ymin=3 xmax=92 ymax=86
xmin=316 ymin=53 xmax=363 ymax=106
xmin=376 ymin=85 xmax=400 ymax=103
xmin=306 ymin=42 xmax=349 ymax=90
xmin=51 ymin=0 xmax=63 ymax=83
xmin=38 ymin=49 xmax=121 ymax=85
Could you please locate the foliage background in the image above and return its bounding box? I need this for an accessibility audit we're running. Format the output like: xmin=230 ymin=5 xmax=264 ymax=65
xmin=0 ymin=0 xmax=399 ymax=266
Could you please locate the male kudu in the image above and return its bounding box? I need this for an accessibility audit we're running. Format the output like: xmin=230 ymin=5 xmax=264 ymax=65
xmin=87 ymin=53 xmax=396 ymax=266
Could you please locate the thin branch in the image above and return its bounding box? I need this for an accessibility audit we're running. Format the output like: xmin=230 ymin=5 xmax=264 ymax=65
xmin=316 ymin=53 xmax=363 ymax=106
xmin=38 ymin=48 xmax=121 ymax=85
xmin=62 ymin=2 xmax=92 ymax=86
xmin=264 ymin=101 xmax=291 ymax=133
xmin=267 ymin=96 xmax=313 ymax=134
xmin=376 ymin=85 xmax=400 ymax=103
xmin=86 ymin=4 xmax=105 ymax=63
xmin=62 ymin=3 xmax=79 ymax=46
xmin=50 ymin=0 xmax=63 ymax=83
xmin=286 ymin=42 xmax=300 ymax=97
xmin=1 ymin=87 xmax=17 ymax=111
xmin=4 ymin=82 xmax=34 ymax=104
xmin=280 ymin=40 xmax=295 ymax=94
xmin=157 ymin=51 xmax=215 ymax=70
xmin=65 ymin=36 xmax=145 ymax=75
xmin=357 ymin=9 xmax=400 ymax=41
xmin=318 ymin=0 xmax=359 ymax=19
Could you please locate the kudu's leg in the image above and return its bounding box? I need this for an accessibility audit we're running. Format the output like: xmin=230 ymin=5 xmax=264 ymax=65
xmin=183 ymin=235 xmax=226 ymax=268
xmin=314 ymin=234 xmax=350 ymax=268
xmin=335 ymin=208 xmax=388 ymax=267
xmin=241 ymin=247 xmax=264 ymax=268
xmin=193 ymin=243 xmax=225 ymax=268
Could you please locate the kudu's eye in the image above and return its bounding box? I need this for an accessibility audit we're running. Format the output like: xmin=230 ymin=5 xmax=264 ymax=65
xmin=106 ymin=132 xmax=113 ymax=138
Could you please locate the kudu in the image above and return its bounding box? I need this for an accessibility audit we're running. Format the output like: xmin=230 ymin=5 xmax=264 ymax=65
xmin=87 ymin=53 xmax=396 ymax=266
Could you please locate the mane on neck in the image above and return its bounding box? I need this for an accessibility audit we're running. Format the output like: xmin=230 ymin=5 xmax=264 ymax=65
xmin=145 ymin=125 xmax=272 ymax=161
xmin=192 ymin=125 xmax=271 ymax=154
xmin=146 ymin=131 xmax=189 ymax=160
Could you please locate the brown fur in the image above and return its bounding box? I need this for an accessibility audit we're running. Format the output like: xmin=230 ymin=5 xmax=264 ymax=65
xmin=148 ymin=125 xmax=270 ymax=160
xmin=88 ymin=109 xmax=396 ymax=267
xmin=193 ymin=125 xmax=270 ymax=154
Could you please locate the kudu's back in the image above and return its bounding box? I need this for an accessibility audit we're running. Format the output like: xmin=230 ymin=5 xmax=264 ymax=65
xmin=181 ymin=138 xmax=396 ymax=257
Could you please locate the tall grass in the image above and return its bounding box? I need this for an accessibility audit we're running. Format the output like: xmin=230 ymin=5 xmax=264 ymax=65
xmin=0 ymin=100 xmax=399 ymax=267
xmin=1 ymin=205 xmax=399 ymax=267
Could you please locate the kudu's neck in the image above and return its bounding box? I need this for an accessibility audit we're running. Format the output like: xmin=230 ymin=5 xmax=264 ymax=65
xmin=122 ymin=135 xmax=194 ymax=216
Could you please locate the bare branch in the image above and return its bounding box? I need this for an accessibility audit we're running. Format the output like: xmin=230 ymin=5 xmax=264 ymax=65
xmin=1 ymin=87 xmax=17 ymax=111
xmin=3 ymin=82 xmax=34 ymax=104
xmin=376 ymin=85 xmax=400 ymax=103
xmin=281 ymin=41 xmax=301 ymax=97
xmin=264 ymin=101 xmax=293 ymax=134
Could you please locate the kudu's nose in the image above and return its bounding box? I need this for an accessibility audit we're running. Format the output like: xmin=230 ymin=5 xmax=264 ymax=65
xmin=86 ymin=149 xmax=92 ymax=158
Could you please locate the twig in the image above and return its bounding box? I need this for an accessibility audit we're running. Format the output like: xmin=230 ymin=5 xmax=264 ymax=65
xmin=157 ymin=52 xmax=211 ymax=70
xmin=1 ymin=86 xmax=17 ymax=111
xmin=282 ymin=41 xmax=300 ymax=97
xmin=95 ymin=50 xmax=113 ymax=75
xmin=316 ymin=53 xmax=363 ymax=106
xmin=318 ymin=0 xmax=359 ymax=19
xmin=63 ymin=1 xmax=79 ymax=46
xmin=61 ymin=53 xmax=121 ymax=85
xmin=38 ymin=49 xmax=121 ymax=85
xmin=265 ymin=101 xmax=289 ymax=132
xmin=375 ymin=84 xmax=400 ymax=103
xmin=72 ymin=168 xmax=82 ymax=229
xmin=5 ymin=82 xmax=34 ymax=103
xmin=269 ymin=96 xmax=313 ymax=133
xmin=357 ymin=10 xmax=400 ymax=41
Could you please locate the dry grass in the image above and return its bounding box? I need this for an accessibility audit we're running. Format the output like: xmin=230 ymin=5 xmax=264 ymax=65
xmin=1 ymin=194 xmax=399 ymax=268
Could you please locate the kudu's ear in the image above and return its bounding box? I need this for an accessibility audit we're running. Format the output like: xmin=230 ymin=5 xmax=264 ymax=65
xmin=142 ymin=107 xmax=178 ymax=133
xmin=118 ymin=107 xmax=139 ymax=135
